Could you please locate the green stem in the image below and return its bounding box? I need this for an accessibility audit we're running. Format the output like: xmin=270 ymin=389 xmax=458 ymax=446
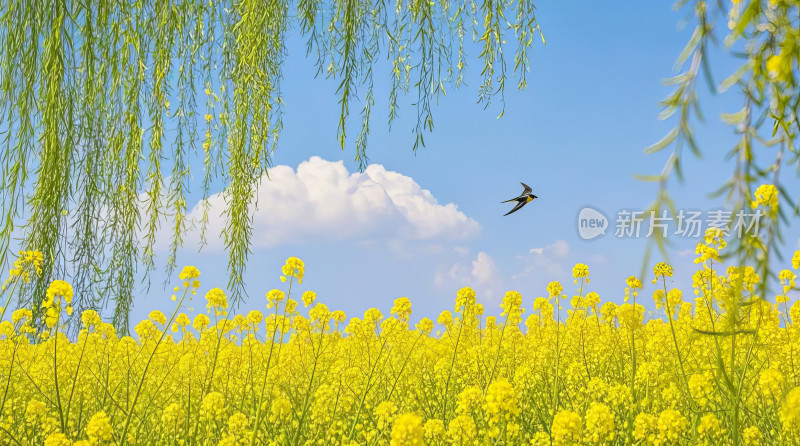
xmin=203 ymin=309 xmax=230 ymax=395
xmin=441 ymin=312 xmax=466 ymax=424
xmin=64 ymin=325 xmax=91 ymax=433
xmin=730 ymin=300 xmax=739 ymax=446
xmin=348 ymin=334 xmax=389 ymax=440
xmin=0 ymin=336 xmax=21 ymax=416
xmin=487 ymin=308 xmax=511 ymax=387
xmin=662 ymin=277 xmax=692 ymax=406
xmin=119 ymin=287 xmax=190 ymax=446
xmin=554 ymin=296 xmax=561 ymax=416
xmin=386 ymin=332 xmax=423 ymax=402
xmin=52 ymin=318 xmax=65 ymax=433
xmin=291 ymin=324 xmax=326 ymax=445
xmin=250 ymin=277 xmax=292 ymax=445
xmin=631 ymin=292 xmax=636 ymax=401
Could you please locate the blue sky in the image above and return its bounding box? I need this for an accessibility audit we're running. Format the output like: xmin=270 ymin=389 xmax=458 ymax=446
xmin=135 ymin=0 xmax=800 ymax=323
xmin=7 ymin=1 xmax=800 ymax=325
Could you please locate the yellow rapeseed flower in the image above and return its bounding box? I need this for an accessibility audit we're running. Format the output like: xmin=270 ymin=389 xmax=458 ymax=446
xmin=45 ymin=280 xmax=74 ymax=305
xmin=281 ymin=257 xmax=305 ymax=284
xmin=3 ymin=250 xmax=43 ymax=286
xmin=302 ymin=290 xmax=317 ymax=307
xmin=689 ymin=373 xmax=713 ymax=407
xmin=415 ymin=317 xmax=433 ymax=335
xmin=25 ymin=398 xmax=46 ymax=424
xmin=193 ymin=313 xmax=210 ymax=331
xmin=42 ymin=280 xmax=74 ymax=327
xmin=656 ymin=408 xmax=688 ymax=443
xmin=500 ymin=291 xmax=524 ymax=324
xmin=778 ymin=269 xmax=797 ymax=303
xmin=484 ymin=379 xmax=520 ymax=421
xmin=179 ymin=265 xmax=200 ymax=281
xmin=456 ymin=386 xmax=483 ymax=415
xmin=86 ymin=410 xmax=113 ymax=444
xmin=447 ymin=414 xmax=477 ymax=444
xmin=779 ymin=386 xmax=800 ymax=433
xmin=424 ymin=419 xmax=445 ymax=442
xmin=552 ymin=410 xmax=582 ymax=446
xmin=331 ymin=310 xmax=346 ymax=325
xmin=634 ymin=413 xmax=657 ymax=444
xmin=11 ymin=308 xmax=32 ymax=326
xmin=530 ymin=431 xmax=551 ymax=446
xmin=81 ymin=309 xmax=102 ymax=329
xmin=43 ymin=433 xmax=71 ymax=446
xmin=201 ymin=392 xmax=227 ymax=422
xmin=390 ymin=413 xmax=424 ymax=446
xmin=391 ymin=297 xmax=412 ymax=322
xmin=751 ymin=184 xmax=779 ymax=215
xmin=600 ymin=301 xmax=617 ymax=322
xmin=652 ymin=262 xmax=673 ymax=284
xmin=584 ymin=402 xmax=615 ymax=444
xmin=743 ymin=426 xmax=763 ymax=446
xmin=759 ymin=368 xmax=784 ymax=400
xmin=205 ymin=287 xmax=228 ymax=311
xmin=547 ymin=281 xmax=564 ymax=299
xmin=149 ymin=310 xmax=167 ymax=325
xmin=697 ymin=413 xmax=723 ymax=445
xmin=455 ymin=287 xmax=476 ymax=313
xmin=374 ymin=401 xmax=398 ymax=430
xmin=266 ymin=289 xmax=285 ymax=309
xmin=227 ymin=412 xmax=249 ymax=435
xmin=270 ymin=398 xmax=292 ymax=422
xmin=572 ymin=263 xmax=590 ymax=283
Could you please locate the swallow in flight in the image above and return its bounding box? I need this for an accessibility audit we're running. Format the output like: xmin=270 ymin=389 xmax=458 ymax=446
xmin=502 ymin=182 xmax=538 ymax=216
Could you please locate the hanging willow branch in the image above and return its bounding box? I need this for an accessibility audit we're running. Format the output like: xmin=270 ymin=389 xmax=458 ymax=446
xmin=0 ymin=0 xmax=543 ymax=332
xmin=640 ymin=0 xmax=800 ymax=291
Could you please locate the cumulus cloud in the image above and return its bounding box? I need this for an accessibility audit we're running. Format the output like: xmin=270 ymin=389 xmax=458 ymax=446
xmin=150 ymin=156 xmax=479 ymax=251
xmin=511 ymin=239 xmax=570 ymax=280
xmin=434 ymin=252 xmax=503 ymax=301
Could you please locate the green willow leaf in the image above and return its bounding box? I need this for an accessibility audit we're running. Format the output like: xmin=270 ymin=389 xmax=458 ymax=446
xmin=643 ymin=127 xmax=679 ymax=154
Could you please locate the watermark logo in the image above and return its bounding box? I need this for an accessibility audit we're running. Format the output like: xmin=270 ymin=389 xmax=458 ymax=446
xmin=578 ymin=207 xmax=608 ymax=240
xmin=576 ymin=207 xmax=764 ymax=240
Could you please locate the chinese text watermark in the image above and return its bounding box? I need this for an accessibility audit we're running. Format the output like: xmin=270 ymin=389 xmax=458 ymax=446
xmin=577 ymin=208 xmax=763 ymax=240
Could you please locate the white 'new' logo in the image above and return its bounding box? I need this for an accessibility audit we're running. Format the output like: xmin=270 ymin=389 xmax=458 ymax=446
xmin=578 ymin=207 xmax=608 ymax=240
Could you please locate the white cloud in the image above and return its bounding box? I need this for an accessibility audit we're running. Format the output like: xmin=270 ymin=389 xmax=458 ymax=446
xmin=434 ymin=251 xmax=502 ymax=301
xmin=454 ymin=246 xmax=470 ymax=256
xmin=149 ymin=156 xmax=480 ymax=251
xmin=511 ymin=239 xmax=570 ymax=280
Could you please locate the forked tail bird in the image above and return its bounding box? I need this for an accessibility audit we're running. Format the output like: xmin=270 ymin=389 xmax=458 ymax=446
xmin=502 ymin=182 xmax=538 ymax=216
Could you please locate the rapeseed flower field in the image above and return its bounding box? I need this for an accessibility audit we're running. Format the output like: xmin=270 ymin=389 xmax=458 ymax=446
xmin=1 ymin=228 xmax=800 ymax=445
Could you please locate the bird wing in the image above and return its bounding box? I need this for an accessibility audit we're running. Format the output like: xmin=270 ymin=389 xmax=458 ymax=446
xmin=520 ymin=182 xmax=532 ymax=196
xmin=503 ymin=200 xmax=527 ymax=216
